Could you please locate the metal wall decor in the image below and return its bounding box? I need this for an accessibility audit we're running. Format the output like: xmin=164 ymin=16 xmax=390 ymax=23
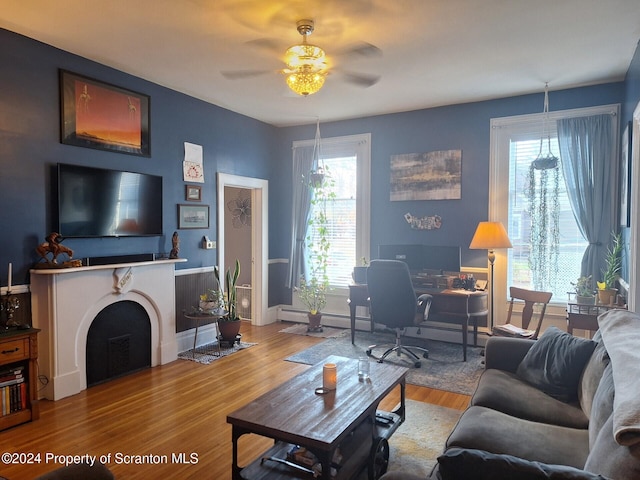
xmin=227 ymin=191 xmax=251 ymax=228
xmin=404 ymin=212 xmax=442 ymax=230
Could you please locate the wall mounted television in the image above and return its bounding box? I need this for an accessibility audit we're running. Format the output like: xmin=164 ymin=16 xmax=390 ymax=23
xmin=378 ymin=244 xmax=461 ymax=273
xmin=56 ymin=163 xmax=163 ymax=238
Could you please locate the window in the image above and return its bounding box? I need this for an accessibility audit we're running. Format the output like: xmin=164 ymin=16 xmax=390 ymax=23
xmin=490 ymin=105 xmax=618 ymax=314
xmin=294 ymin=133 xmax=371 ymax=290
xmin=506 ymin=134 xmax=587 ymax=298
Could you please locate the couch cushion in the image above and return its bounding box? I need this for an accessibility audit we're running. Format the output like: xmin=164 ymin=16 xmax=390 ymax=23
xmin=584 ymin=414 xmax=640 ymax=480
xmin=516 ymin=326 xmax=596 ymax=402
xmin=437 ymin=448 xmax=608 ymax=480
xmin=578 ymin=337 xmax=609 ymax=418
xmin=597 ymin=309 xmax=640 ymax=446
xmin=471 ymin=369 xmax=589 ymax=429
xmin=446 ymin=406 xmax=590 ymax=468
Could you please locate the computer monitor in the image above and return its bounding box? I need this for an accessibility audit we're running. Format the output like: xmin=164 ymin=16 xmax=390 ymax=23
xmin=377 ymin=244 xmax=461 ymax=274
xmin=377 ymin=244 xmax=426 ymax=272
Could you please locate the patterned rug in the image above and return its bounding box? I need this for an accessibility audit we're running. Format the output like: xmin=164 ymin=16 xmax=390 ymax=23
xmin=279 ymin=323 xmax=350 ymax=338
xmin=178 ymin=341 xmax=256 ymax=365
xmin=286 ymin=331 xmax=484 ymax=395
xmin=387 ymin=400 xmax=461 ymax=476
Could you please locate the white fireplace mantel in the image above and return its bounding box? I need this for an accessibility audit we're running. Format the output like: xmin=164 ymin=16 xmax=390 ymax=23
xmin=30 ymin=259 xmax=185 ymax=400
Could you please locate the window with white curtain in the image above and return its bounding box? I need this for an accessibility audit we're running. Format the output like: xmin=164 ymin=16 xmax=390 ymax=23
xmin=490 ymin=105 xmax=618 ymax=314
xmin=294 ymin=133 xmax=371 ymax=290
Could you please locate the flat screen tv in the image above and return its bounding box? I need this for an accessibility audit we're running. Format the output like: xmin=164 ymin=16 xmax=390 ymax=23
xmin=378 ymin=244 xmax=461 ymax=273
xmin=56 ymin=163 xmax=163 ymax=238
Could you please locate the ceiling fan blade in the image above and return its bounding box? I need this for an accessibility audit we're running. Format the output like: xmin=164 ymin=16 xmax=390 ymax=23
xmin=221 ymin=69 xmax=272 ymax=80
xmin=337 ymin=42 xmax=382 ymax=58
xmin=341 ymin=71 xmax=381 ymax=88
xmin=245 ymin=37 xmax=284 ymax=54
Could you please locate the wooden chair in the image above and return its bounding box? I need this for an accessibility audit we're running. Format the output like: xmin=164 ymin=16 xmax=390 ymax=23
xmin=492 ymin=286 xmax=553 ymax=339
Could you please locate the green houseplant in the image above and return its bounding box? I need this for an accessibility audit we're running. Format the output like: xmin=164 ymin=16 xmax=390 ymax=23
xmin=213 ymin=259 xmax=242 ymax=342
xmin=571 ymin=275 xmax=595 ymax=305
xmin=597 ymin=232 xmax=622 ymax=305
xmin=296 ymin=166 xmax=334 ymax=331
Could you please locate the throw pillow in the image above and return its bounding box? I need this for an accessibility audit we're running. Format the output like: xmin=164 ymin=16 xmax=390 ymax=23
xmin=437 ymin=448 xmax=608 ymax=480
xmin=516 ymin=326 xmax=596 ymax=402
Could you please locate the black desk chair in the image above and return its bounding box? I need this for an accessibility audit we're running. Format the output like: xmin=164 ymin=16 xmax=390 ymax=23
xmin=365 ymin=259 xmax=431 ymax=368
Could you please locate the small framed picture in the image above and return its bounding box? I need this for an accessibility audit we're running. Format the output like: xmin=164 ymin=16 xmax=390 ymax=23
xmin=185 ymin=184 xmax=202 ymax=202
xmin=178 ymin=204 xmax=209 ymax=229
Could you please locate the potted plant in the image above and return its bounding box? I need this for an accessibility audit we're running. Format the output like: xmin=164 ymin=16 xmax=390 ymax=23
xmin=597 ymin=232 xmax=622 ymax=305
xmin=352 ymin=257 xmax=368 ymax=284
xmin=213 ymin=259 xmax=242 ymax=342
xmin=571 ymin=275 xmax=595 ymax=305
xmin=295 ymin=275 xmax=328 ymax=330
xmin=296 ymin=167 xmax=334 ymax=331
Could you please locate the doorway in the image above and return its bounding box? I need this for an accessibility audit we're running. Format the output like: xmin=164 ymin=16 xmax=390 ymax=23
xmin=217 ymin=173 xmax=269 ymax=326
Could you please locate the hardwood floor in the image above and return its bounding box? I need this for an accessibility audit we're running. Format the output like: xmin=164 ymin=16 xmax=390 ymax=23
xmin=0 ymin=321 xmax=470 ymax=479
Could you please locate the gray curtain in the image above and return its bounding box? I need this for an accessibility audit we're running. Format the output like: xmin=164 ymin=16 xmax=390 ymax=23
xmin=286 ymin=145 xmax=315 ymax=288
xmin=557 ymin=113 xmax=614 ymax=282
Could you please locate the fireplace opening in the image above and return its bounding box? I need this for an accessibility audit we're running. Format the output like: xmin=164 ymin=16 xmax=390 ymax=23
xmin=86 ymin=300 xmax=151 ymax=387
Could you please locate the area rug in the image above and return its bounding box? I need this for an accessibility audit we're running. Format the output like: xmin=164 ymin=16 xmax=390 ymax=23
xmin=178 ymin=341 xmax=256 ymax=365
xmin=386 ymin=399 xmax=461 ymax=476
xmin=285 ymin=331 xmax=483 ymax=395
xmin=279 ymin=323 xmax=349 ymax=338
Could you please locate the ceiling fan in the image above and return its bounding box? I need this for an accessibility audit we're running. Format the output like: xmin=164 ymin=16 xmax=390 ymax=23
xmin=222 ymin=19 xmax=381 ymax=96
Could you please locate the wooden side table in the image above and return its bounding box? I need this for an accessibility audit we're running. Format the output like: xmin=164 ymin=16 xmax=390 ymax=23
xmin=0 ymin=328 xmax=40 ymax=432
xmin=566 ymin=302 xmax=624 ymax=335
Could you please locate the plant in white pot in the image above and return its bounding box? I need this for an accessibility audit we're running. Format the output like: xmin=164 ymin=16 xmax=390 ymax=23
xmin=597 ymin=232 xmax=622 ymax=305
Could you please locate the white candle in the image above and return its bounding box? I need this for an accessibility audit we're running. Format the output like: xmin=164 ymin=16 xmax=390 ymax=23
xmin=323 ymin=363 xmax=337 ymax=390
xmin=7 ymin=263 xmax=11 ymax=292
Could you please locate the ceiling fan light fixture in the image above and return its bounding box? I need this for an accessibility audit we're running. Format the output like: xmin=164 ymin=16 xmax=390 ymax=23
xmin=286 ymin=68 xmax=326 ymax=96
xmin=284 ymin=44 xmax=326 ymax=70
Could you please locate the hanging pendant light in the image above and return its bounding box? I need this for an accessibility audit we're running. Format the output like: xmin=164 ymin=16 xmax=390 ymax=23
xmin=532 ymin=83 xmax=559 ymax=171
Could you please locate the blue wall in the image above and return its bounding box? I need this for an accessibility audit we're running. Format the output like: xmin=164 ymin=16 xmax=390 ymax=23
xmin=272 ymin=84 xmax=624 ymax=268
xmin=1 ymin=26 xmax=637 ymax=290
xmin=0 ymin=29 xmax=276 ymax=285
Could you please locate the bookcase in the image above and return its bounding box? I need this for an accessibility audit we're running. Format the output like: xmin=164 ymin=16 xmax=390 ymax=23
xmin=0 ymin=329 xmax=39 ymax=431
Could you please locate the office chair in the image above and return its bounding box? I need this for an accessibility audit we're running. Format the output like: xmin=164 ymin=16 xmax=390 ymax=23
xmin=492 ymin=286 xmax=553 ymax=339
xmin=365 ymin=259 xmax=431 ymax=368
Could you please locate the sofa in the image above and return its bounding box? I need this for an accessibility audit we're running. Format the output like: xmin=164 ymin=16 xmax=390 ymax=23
xmin=381 ymin=309 xmax=640 ymax=480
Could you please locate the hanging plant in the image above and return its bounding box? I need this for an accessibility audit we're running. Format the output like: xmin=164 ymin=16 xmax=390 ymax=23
xmin=526 ymin=155 xmax=560 ymax=292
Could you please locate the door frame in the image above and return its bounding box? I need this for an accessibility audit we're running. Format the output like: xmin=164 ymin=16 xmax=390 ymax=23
xmin=217 ymin=173 xmax=269 ymax=326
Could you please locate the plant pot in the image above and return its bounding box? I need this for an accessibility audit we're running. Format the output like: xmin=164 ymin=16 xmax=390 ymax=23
xmin=199 ymin=301 xmax=218 ymax=313
xmin=307 ymin=312 xmax=322 ymax=331
xmin=352 ymin=266 xmax=368 ymax=284
xmin=218 ymin=320 xmax=241 ymax=342
xmin=576 ymin=295 xmax=596 ymax=305
xmin=597 ymin=288 xmax=617 ymax=306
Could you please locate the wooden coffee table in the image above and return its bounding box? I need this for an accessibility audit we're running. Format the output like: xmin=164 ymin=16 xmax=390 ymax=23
xmin=227 ymin=355 xmax=408 ymax=480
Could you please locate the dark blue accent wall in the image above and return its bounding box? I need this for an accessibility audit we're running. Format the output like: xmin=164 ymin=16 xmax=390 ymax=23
xmin=271 ymin=84 xmax=624 ymax=268
xmin=0 ymin=29 xmax=276 ymax=285
xmin=1 ymin=26 xmax=638 ymax=291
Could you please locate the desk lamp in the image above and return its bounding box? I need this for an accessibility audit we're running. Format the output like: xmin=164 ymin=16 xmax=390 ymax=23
xmin=469 ymin=221 xmax=512 ymax=329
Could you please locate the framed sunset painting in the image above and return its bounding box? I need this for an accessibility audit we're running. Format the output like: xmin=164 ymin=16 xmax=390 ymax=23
xmin=60 ymin=70 xmax=150 ymax=156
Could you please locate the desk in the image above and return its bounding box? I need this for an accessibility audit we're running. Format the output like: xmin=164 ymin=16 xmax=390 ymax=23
xmin=348 ymin=284 xmax=488 ymax=361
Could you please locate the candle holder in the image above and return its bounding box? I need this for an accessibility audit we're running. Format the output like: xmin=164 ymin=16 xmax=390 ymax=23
xmin=1 ymin=291 xmax=20 ymax=329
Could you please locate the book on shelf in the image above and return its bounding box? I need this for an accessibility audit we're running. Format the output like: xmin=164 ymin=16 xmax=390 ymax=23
xmin=1 ymin=383 xmax=26 ymax=416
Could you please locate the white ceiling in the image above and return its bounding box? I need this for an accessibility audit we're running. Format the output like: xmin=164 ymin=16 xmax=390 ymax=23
xmin=2 ymin=0 xmax=640 ymax=127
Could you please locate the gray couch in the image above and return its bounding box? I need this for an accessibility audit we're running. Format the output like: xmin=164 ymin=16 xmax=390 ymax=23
xmin=381 ymin=309 xmax=640 ymax=480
